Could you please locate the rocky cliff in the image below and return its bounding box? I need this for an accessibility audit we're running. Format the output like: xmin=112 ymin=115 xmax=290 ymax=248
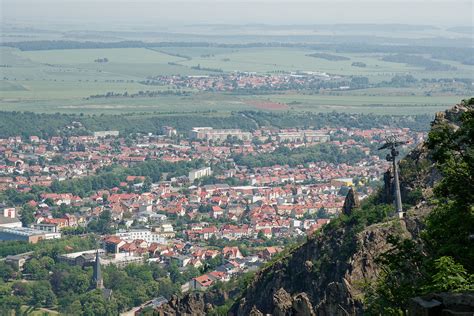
xmin=229 ymin=207 xmax=432 ymax=316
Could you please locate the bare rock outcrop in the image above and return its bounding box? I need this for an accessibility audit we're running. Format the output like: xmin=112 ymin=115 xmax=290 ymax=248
xmin=409 ymin=292 xmax=474 ymax=315
xmin=342 ymin=188 xmax=360 ymax=216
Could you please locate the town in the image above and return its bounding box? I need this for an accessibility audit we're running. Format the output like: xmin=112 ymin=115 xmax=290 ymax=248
xmin=0 ymin=123 xmax=424 ymax=314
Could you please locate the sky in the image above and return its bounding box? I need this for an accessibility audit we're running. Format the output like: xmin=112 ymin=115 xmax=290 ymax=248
xmin=2 ymin=0 xmax=473 ymax=29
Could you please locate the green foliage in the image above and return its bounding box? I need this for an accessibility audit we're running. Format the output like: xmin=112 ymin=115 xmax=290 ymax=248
xmin=47 ymin=159 xmax=205 ymax=197
xmin=424 ymin=256 xmax=474 ymax=293
xmin=103 ymin=263 xmax=180 ymax=312
xmin=234 ymin=143 xmax=366 ymax=168
xmin=0 ymin=290 xmax=23 ymax=315
xmin=364 ymin=236 xmax=428 ymax=315
xmin=0 ymin=110 xmax=433 ymax=139
xmin=80 ymin=289 xmax=118 ymax=316
xmin=0 ymin=189 xmax=38 ymax=207
xmin=51 ymin=264 xmax=91 ymax=296
xmin=88 ymin=209 xmax=114 ymax=234
xmin=0 ymin=235 xmax=97 ymax=259
xmin=424 ymin=100 xmax=474 ymax=271
xmin=0 ymin=111 xmax=74 ymax=139
xmin=0 ymin=262 xmax=16 ymax=281
xmin=382 ymin=54 xmax=457 ymax=71
xmin=423 ymin=201 xmax=474 ymax=271
xmin=306 ymin=52 xmax=350 ymax=61
xmin=23 ymin=258 xmax=50 ymax=280
xmin=9 ymin=280 xmax=57 ymax=309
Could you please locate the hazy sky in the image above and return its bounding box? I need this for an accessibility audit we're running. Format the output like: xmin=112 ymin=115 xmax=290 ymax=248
xmin=2 ymin=0 xmax=473 ymax=29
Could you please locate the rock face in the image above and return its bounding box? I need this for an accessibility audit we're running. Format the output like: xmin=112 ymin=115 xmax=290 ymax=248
xmin=342 ymin=188 xmax=360 ymax=216
xmin=230 ymin=212 xmax=426 ymax=316
xmin=409 ymin=292 xmax=474 ymax=315
xmin=156 ymin=292 xmax=208 ymax=315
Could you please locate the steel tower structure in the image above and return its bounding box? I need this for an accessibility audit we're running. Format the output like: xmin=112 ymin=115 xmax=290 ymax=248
xmin=379 ymin=135 xmax=406 ymax=217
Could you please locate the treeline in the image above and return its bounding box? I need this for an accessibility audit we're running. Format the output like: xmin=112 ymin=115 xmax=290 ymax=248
xmin=306 ymin=52 xmax=350 ymax=61
xmin=0 ymin=235 xmax=97 ymax=259
xmin=241 ymin=111 xmax=432 ymax=132
xmin=0 ymin=111 xmax=258 ymax=138
xmin=5 ymin=40 xmax=473 ymax=65
xmin=86 ymin=90 xmax=190 ymax=100
xmin=191 ymin=64 xmax=224 ymax=72
xmin=382 ymin=54 xmax=457 ymax=71
xmin=233 ymin=143 xmax=366 ymax=168
xmin=0 ymin=112 xmax=79 ymax=139
xmin=0 ymin=111 xmax=433 ymax=139
xmin=147 ymin=48 xmax=192 ymax=60
xmin=378 ymin=74 xmax=473 ymax=88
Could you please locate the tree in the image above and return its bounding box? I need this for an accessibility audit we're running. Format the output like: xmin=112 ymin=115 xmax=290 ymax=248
xmin=425 ymin=256 xmax=474 ymax=293
xmin=257 ymin=230 xmax=267 ymax=240
xmin=80 ymin=290 xmax=117 ymax=316
xmin=29 ymin=281 xmax=57 ymax=308
xmin=23 ymin=258 xmax=49 ymax=280
xmin=0 ymin=262 xmax=15 ymax=281
xmin=20 ymin=204 xmax=36 ymax=227
xmin=0 ymin=295 xmax=23 ymax=315
xmin=424 ymin=102 xmax=474 ymax=271
xmin=142 ymin=177 xmax=152 ymax=193
xmin=62 ymin=300 xmax=83 ymax=315
xmin=364 ymin=236 xmax=427 ymax=315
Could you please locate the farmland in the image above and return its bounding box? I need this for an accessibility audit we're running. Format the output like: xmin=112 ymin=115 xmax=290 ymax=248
xmin=0 ymin=45 xmax=472 ymax=115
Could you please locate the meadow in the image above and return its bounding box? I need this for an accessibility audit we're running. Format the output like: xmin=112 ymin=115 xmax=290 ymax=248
xmin=0 ymin=45 xmax=472 ymax=115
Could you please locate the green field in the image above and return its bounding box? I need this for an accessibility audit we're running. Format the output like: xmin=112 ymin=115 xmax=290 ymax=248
xmin=1 ymin=46 xmax=472 ymax=115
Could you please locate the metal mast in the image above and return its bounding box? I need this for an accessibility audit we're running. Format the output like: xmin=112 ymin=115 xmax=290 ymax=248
xmin=379 ymin=135 xmax=406 ymax=217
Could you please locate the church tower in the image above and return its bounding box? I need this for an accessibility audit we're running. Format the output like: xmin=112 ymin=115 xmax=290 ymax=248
xmin=93 ymin=250 xmax=104 ymax=289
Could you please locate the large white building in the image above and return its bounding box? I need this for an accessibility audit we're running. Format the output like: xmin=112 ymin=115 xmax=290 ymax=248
xmin=93 ymin=131 xmax=119 ymax=138
xmin=188 ymin=167 xmax=212 ymax=182
xmin=115 ymin=229 xmax=167 ymax=244
xmin=189 ymin=127 xmax=251 ymax=142
xmin=0 ymin=227 xmax=61 ymax=243
xmin=277 ymin=131 xmax=329 ymax=143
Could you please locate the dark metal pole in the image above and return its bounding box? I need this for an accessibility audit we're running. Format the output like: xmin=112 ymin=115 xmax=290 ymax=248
xmin=379 ymin=136 xmax=405 ymax=218
xmin=392 ymin=148 xmax=403 ymax=215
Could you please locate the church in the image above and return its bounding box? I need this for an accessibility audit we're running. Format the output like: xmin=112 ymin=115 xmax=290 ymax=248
xmin=92 ymin=250 xmax=113 ymax=300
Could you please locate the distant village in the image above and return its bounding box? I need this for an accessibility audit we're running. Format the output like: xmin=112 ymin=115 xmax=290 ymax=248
xmin=138 ymin=71 xmax=351 ymax=92
xmin=0 ymin=122 xmax=423 ymax=313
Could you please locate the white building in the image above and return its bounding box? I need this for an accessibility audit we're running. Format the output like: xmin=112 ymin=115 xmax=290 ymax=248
xmin=93 ymin=131 xmax=119 ymax=138
xmin=115 ymin=229 xmax=167 ymax=244
xmin=277 ymin=131 xmax=329 ymax=143
xmin=188 ymin=167 xmax=212 ymax=182
xmin=189 ymin=127 xmax=251 ymax=142
xmin=0 ymin=208 xmax=22 ymax=228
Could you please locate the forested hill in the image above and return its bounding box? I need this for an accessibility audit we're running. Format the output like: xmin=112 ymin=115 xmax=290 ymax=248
xmin=0 ymin=111 xmax=432 ymax=138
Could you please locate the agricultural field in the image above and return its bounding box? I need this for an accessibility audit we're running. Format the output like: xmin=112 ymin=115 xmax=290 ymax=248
xmin=247 ymin=93 xmax=462 ymax=115
xmin=0 ymin=45 xmax=472 ymax=115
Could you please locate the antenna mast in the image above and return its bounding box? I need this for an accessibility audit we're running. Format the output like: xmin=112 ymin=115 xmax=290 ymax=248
xmin=379 ymin=135 xmax=406 ymax=218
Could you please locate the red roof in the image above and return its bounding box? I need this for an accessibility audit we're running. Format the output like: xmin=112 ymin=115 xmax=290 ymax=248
xmin=194 ymin=275 xmax=213 ymax=287
xmin=104 ymin=236 xmax=123 ymax=245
